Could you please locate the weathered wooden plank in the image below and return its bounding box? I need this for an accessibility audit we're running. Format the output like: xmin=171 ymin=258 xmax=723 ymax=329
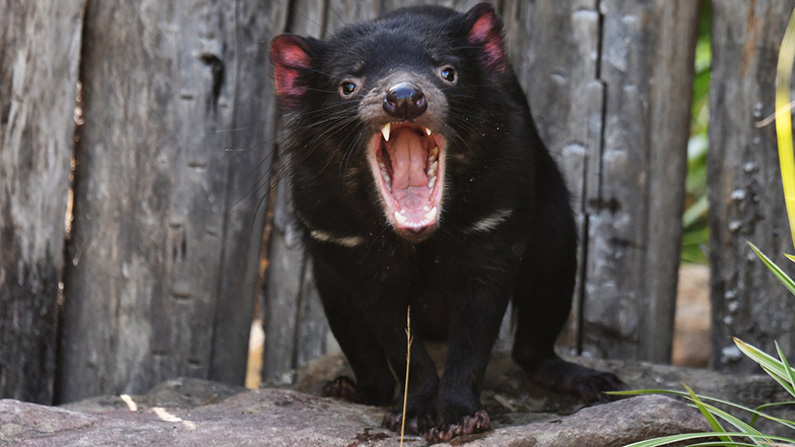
xmin=263 ymin=179 xmax=307 ymax=380
xmin=507 ymin=0 xmax=602 ymax=354
xmin=263 ymin=0 xmax=330 ymax=382
xmin=58 ymin=0 xmax=286 ymax=403
xmin=708 ymin=0 xmax=795 ymax=372
xmin=0 ymin=0 xmax=84 ymax=404
xmin=208 ymin=0 xmax=289 ymax=387
xmin=578 ymin=0 xmax=699 ymax=362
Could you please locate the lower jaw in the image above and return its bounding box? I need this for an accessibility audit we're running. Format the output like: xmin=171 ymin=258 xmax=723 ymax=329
xmin=393 ymin=223 xmax=437 ymax=243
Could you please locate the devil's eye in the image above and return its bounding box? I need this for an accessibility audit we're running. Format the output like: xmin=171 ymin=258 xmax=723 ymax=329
xmin=340 ymin=81 xmax=357 ymax=96
xmin=440 ymin=67 xmax=457 ymax=84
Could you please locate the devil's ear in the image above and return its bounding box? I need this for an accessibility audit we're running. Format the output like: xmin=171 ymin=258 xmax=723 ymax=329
xmin=271 ymin=35 xmax=317 ymax=109
xmin=464 ymin=3 xmax=507 ymax=74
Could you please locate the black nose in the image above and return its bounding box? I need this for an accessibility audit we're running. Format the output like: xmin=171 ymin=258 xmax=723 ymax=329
xmin=383 ymin=82 xmax=427 ymax=120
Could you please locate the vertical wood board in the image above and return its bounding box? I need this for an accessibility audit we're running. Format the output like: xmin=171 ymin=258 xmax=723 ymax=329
xmin=507 ymin=0 xmax=602 ymax=353
xmin=579 ymin=0 xmax=698 ymax=363
xmin=58 ymin=0 xmax=283 ymax=403
xmin=0 ymin=0 xmax=84 ymax=404
xmin=708 ymin=0 xmax=795 ymax=373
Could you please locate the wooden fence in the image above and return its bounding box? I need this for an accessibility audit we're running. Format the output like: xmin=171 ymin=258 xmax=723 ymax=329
xmin=1 ymin=0 xmax=793 ymax=405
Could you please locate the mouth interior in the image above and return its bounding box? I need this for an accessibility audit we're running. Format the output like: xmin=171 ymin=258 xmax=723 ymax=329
xmin=373 ymin=124 xmax=443 ymax=230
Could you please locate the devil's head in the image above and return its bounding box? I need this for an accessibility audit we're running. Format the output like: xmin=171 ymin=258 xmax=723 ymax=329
xmin=271 ymin=3 xmax=512 ymax=243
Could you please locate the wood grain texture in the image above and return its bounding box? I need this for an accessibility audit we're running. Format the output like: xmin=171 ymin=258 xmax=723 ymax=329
xmin=578 ymin=0 xmax=699 ymax=363
xmin=506 ymin=0 xmax=603 ymax=354
xmin=58 ymin=0 xmax=287 ymax=402
xmin=208 ymin=0 xmax=288 ymax=387
xmin=708 ymin=0 xmax=795 ymax=372
xmin=262 ymin=0 xmax=331 ymax=381
xmin=0 ymin=0 xmax=84 ymax=404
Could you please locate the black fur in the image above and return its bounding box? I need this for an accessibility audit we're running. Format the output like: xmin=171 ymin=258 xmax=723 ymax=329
xmin=271 ymin=3 xmax=622 ymax=441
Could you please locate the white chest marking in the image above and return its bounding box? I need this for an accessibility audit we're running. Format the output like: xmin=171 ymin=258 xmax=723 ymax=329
xmin=467 ymin=209 xmax=513 ymax=233
xmin=309 ymin=230 xmax=366 ymax=248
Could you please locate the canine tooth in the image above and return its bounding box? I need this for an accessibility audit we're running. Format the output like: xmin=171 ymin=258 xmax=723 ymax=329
xmin=424 ymin=207 xmax=438 ymax=221
xmin=394 ymin=211 xmax=407 ymax=225
xmin=381 ymin=123 xmax=391 ymax=141
xmin=425 ymin=127 xmax=432 ymax=136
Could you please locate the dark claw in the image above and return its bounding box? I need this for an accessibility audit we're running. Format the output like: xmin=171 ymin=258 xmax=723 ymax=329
xmin=522 ymin=358 xmax=625 ymax=404
xmin=382 ymin=411 xmax=433 ymax=435
xmin=321 ymin=376 xmax=367 ymax=404
xmin=425 ymin=409 xmax=492 ymax=443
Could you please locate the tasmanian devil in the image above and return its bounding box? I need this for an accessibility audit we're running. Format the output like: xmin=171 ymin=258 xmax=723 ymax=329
xmin=270 ymin=2 xmax=623 ymax=442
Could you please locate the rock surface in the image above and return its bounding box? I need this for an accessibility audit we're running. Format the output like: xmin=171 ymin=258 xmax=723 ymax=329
xmin=2 ymin=351 xmax=791 ymax=447
xmin=2 ymin=385 xmax=704 ymax=447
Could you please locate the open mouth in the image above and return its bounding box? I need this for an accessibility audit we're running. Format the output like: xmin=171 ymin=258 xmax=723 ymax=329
xmin=368 ymin=122 xmax=445 ymax=240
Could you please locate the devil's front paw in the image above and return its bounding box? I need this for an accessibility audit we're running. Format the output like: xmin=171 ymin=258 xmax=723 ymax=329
xmin=425 ymin=409 xmax=492 ymax=443
xmin=382 ymin=410 xmax=435 ymax=435
xmin=321 ymin=376 xmax=368 ymax=404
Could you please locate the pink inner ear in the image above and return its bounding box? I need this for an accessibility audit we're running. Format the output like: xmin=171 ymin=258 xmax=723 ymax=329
xmin=469 ymin=14 xmax=495 ymax=43
xmin=468 ymin=13 xmax=506 ymax=74
xmin=272 ymin=38 xmax=313 ymax=106
xmin=275 ymin=43 xmax=312 ymax=69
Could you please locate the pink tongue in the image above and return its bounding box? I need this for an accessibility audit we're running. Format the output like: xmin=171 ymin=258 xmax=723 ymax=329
xmin=386 ymin=130 xmax=430 ymax=221
xmin=388 ymin=130 xmax=428 ymax=190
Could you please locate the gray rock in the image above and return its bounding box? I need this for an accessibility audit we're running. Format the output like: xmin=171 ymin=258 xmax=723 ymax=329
xmin=288 ymin=350 xmax=793 ymax=424
xmin=2 ymin=352 xmax=790 ymax=446
xmin=2 ymin=388 xmax=704 ymax=447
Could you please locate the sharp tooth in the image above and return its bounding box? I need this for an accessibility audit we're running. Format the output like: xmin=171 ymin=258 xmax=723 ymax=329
xmin=394 ymin=211 xmax=407 ymax=225
xmin=425 ymin=127 xmax=432 ymax=136
xmin=381 ymin=123 xmax=391 ymax=142
xmin=427 ymin=160 xmax=438 ymax=176
xmin=424 ymin=207 xmax=438 ymax=221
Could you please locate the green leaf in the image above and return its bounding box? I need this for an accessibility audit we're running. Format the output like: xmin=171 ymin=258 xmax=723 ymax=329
xmin=750 ymin=401 xmax=795 ymax=427
xmin=734 ymin=338 xmax=795 ymax=400
xmin=746 ymin=242 xmax=795 ymax=296
xmin=623 ymin=432 xmax=795 ymax=447
xmin=775 ymin=6 xmax=795 ymax=251
xmin=683 ymin=195 xmax=709 ymax=228
xmin=682 ymin=396 xmax=770 ymax=443
xmin=614 ymin=388 xmax=795 ymax=430
xmin=776 ymin=341 xmax=795 ymax=391
xmin=761 ymin=365 xmax=795 ymax=399
xmin=684 ymin=384 xmax=733 ymax=444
